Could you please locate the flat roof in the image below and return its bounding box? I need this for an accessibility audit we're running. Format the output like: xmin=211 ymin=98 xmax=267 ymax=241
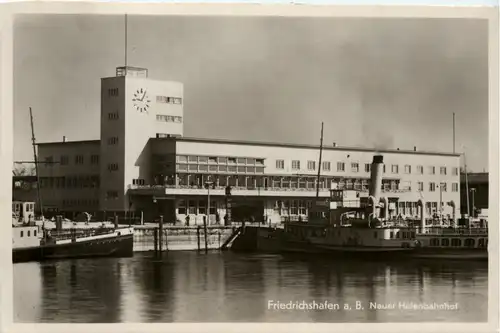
xmin=36 ymin=140 xmax=100 ymax=146
xmin=155 ymin=136 xmax=461 ymax=157
xmin=36 ymin=136 xmax=460 ymax=157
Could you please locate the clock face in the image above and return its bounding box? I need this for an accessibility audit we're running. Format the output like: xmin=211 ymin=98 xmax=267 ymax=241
xmin=132 ymin=88 xmax=151 ymax=113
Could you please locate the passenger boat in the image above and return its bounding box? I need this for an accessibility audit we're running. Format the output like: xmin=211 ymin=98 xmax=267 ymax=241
xmin=12 ymin=201 xmax=134 ymax=263
xmin=280 ymin=155 xmax=418 ymax=259
xmin=413 ymin=226 xmax=488 ymax=261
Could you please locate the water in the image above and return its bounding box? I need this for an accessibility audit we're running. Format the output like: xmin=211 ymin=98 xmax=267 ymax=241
xmin=13 ymin=252 xmax=488 ymax=323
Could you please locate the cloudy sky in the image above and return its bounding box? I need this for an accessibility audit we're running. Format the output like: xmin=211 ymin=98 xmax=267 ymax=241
xmin=14 ymin=14 xmax=488 ymax=171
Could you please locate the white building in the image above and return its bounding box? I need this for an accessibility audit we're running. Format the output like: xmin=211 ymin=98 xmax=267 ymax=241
xmin=36 ymin=66 xmax=461 ymax=224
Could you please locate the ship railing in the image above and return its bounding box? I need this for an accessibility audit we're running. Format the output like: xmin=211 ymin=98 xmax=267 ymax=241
xmin=128 ymin=184 xmax=331 ymax=192
xmin=421 ymin=227 xmax=488 ymax=236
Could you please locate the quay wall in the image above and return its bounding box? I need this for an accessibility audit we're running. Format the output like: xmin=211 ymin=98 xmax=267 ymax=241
xmin=132 ymin=225 xmax=237 ymax=252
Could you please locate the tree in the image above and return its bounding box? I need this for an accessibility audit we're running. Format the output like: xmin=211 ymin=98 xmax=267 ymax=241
xmin=12 ymin=164 xmax=36 ymax=176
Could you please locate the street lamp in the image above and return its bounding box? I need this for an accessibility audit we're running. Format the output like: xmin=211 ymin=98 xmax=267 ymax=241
xmin=205 ymin=179 xmax=213 ymax=225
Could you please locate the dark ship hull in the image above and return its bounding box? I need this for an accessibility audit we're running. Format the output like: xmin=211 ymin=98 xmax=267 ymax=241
xmin=411 ymin=248 xmax=488 ymax=261
xmin=13 ymin=233 xmax=134 ymax=263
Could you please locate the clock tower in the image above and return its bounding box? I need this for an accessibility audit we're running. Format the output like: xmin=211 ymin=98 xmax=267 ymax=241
xmin=99 ymin=66 xmax=184 ymax=213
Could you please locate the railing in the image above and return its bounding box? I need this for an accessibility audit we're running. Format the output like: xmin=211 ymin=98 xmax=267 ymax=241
xmin=421 ymin=227 xmax=488 ymax=236
xmin=128 ymin=184 xmax=411 ymax=193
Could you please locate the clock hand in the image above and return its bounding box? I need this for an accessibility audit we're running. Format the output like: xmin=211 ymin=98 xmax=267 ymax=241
xmin=141 ymin=91 xmax=146 ymax=101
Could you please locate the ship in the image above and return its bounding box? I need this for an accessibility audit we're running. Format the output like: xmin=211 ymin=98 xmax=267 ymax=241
xmin=12 ymin=201 xmax=134 ymax=263
xmin=280 ymin=155 xmax=418 ymax=259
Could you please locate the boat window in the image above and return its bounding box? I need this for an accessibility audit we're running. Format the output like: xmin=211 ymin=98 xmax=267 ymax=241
xmin=34 ymin=230 xmax=37 ymax=237
xmin=410 ymin=231 xmax=415 ymax=239
xmin=464 ymin=238 xmax=475 ymax=247
xmin=396 ymin=231 xmax=400 ymax=239
xmin=451 ymin=239 xmax=461 ymax=247
xmin=441 ymin=238 xmax=450 ymax=246
xmin=390 ymin=231 xmax=394 ymax=239
xmin=27 ymin=230 xmax=30 ymax=237
xmin=20 ymin=231 xmax=23 ymax=237
xmin=478 ymin=238 xmax=486 ymax=248
xmin=430 ymin=238 xmax=440 ymax=246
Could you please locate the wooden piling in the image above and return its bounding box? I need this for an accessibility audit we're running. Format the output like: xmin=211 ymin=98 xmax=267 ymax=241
xmin=197 ymin=226 xmax=201 ymax=251
xmin=204 ymin=217 xmax=208 ymax=253
xmin=153 ymin=228 xmax=158 ymax=255
xmin=158 ymin=215 xmax=163 ymax=257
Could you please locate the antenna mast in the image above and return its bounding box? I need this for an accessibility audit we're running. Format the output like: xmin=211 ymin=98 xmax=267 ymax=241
xmin=29 ymin=107 xmax=43 ymax=216
xmin=453 ymin=112 xmax=456 ymax=154
xmin=315 ymin=122 xmax=324 ymax=199
xmin=125 ymin=14 xmax=128 ymax=67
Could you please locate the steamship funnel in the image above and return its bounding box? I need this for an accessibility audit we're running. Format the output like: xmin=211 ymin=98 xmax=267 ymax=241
xmin=369 ymin=155 xmax=384 ymax=201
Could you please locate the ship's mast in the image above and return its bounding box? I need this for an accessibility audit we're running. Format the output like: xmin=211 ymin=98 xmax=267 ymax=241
xmin=315 ymin=122 xmax=324 ymax=199
xmin=29 ymin=107 xmax=44 ymax=217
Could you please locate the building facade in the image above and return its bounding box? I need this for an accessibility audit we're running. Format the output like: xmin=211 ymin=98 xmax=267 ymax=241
xmin=35 ymin=66 xmax=461 ymax=224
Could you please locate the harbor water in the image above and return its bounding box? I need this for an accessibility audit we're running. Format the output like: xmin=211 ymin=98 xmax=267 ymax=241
xmin=14 ymin=251 xmax=488 ymax=323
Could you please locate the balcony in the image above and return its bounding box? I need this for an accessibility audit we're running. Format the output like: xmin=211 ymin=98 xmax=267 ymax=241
xmin=127 ymin=184 xmax=411 ymax=198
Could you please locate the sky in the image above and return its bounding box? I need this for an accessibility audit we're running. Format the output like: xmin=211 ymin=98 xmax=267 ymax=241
xmin=13 ymin=14 xmax=489 ymax=171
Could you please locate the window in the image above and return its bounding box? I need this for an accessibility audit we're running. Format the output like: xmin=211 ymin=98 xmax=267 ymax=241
xmin=429 ymin=182 xmax=436 ymax=192
xmin=441 ymin=238 xmax=450 ymax=246
xmin=60 ymin=155 xmax=69 ymax=165
xmin=107 ymin=163 xmax=119 ymax=171
xmin=364 ymin=164 xmax=371 ymax=173
xmin=440 ymin=167 xmax=447 ymax=175
xmin=452 ymin=167 xmax=459 ymax=176
xmin=292 ymin=160 xmax=301 ymax=170
xmin=108 ymin=88 xmax=119 ymax=97
xmin=404 ymin=165 xmax=411 ymax=174
xmin=178 ymin=200 xmax=187 ymax=215
xmin=156 ymin=115 xmax=183 ymax=123
xmin=75 ymin=155 xmax=84 ymax=164
xmin=308 ymin=161 xmax=316 ymax=171
xmin=451 ymin=239 xmax=462 ymax=247
xmin=351 ymin=163 xmax=359 ymax=173
xmin=108 ymin=112 xmax=119 ymax=120
xmin=256 ymin=159 xmax=264 ymax=165
xmin=322 ymin=161 xmax=330 ymax=171
xmin=106 ymin=191 xmax=119 ymax=199
xmin=428 ymin=166 xmax=436 ymax=175
xmin=188 ymin=156 xmax=198 ymax=163
xmin=198 ymin=156 xmax=208 ymax=163
xmin=91 ymin=155 xmax=99 ymax=165
xmin=452 ymin=183 xmax=459 ymax=192
xmin=337 ymin=162 xmax=345 ymax=172
xmin=156 ymin=96 xmax=183 ymax=104
xmin=418 ymin=182 xmax=424 ymax=191
xmin=391 ymin=164 xmax=399 ymax=174
xmin=417 ymin=165 xmax=423 ymax=174
xmin=464 ymin=238 xmax=475 ymax=247
xmin=440 ymin=182 xmax=447 ymax=192
xmin=218 ymin=157 xmax=227 ymax=164
xmin=276 ymin=160 xmax=285 ymax=169
xmin=237 ymin=158 xmax=246 ymax=164
xmin=108 ymin=137 xmax=119 ymax=145
xmin=132 ymin=179 xmax=145 ymax=185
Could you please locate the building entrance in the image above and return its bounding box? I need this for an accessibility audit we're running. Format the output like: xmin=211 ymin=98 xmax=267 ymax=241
xmin=231 ymin=200 xmax=264 ymax=223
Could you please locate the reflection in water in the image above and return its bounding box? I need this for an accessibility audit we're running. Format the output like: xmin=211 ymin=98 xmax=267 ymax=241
xmin=13 ymin=252 xmax=488 ymax=323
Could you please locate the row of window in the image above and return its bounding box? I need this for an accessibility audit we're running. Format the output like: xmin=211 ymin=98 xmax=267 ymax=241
xmin=18 ymin=229 xmax=37 ymax=238
xmin=108 ymin=137 xmax=119 ymax=145
xmin=156 ymin=96 xmax=183 ymax=105
xmin=108 ymin=163 xmax=119 ymax=172
xmin=39 ymin=176 xmax=100 ymax=189
xmin=108 ymin=88 xmax=119 ymax=97
xmin=276 ymin=159 xmax=459 ymax=176
xmin=44 ymin=154 xmax=100 ymax=166
xmin=156 ymin=115 xmax=183 ymax=123
xmin=132 ymin=179 xmax=145 ymax=185
xmin=108 ymin=112 xmax=119 ymax=120
xmin=177 ymin=163 xmax=265 ymax=174
xmin=106 ymin=191 xmax=119 ymax=199
xmin=62 ymin=198 xmax=99 ymax=207
xmin=178 ymin=200 xmax=217 ymax=215
xmin=175 ymin=155 xmax=266 ymax=166
xmin=428 ymin=238 xmax=487 ymax=248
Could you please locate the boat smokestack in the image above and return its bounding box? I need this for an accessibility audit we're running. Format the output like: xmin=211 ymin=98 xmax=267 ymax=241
xmin=55 ymin=215 xmax=63 ymax=231
xmin=369 ymin=155 xmax=384 ymax=201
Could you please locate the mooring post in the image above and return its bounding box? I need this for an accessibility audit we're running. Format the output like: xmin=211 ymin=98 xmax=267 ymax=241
xmin=159 ymin=215 xmax=164 ymax=256
xmin=165 ymin=222 xmax=169 ymax=252
xmin=203 ymin=216 xmax=208 ymax=253
xmin=153 ymin=228 xmax=158 ymax=256
xmin=114 ymin=215 xmax=119 ymax=229
xmin=197 ymin=225 xmax=201 ymax=251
